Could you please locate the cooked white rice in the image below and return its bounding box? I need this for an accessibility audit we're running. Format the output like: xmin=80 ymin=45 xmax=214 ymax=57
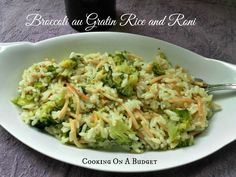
xmin=12 ymin=50 xmax=220 ymax=153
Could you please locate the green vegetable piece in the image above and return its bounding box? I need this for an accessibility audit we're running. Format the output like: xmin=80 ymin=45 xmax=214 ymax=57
xmin=12 ymin=97 xmax=28 ymax=107
xmin=47 ymin=65 xmax=58 ymax=81
xmin=47 ymin=65 xmax=57 ymax=72
xmin=34 ymin=116 xmax=57 ymax=129
xmin=119 ymin=73 xmax=139 ymax=97
xmin=54 ymin=91 xmax=66 ymax=109
xmin=45 ymin=76 xmax=53 ymax=83
xmin=34 ymin=81 xmax=44 ymax=90
xmin=112 ymin=51 xmax=129 ymax=65
xmin=177 ymin=138 xmax=193 ymax=147
xmin=172 ymin=109 xmax=191 ymax=130
xmin=110 ymin=120 xmax=136 ymax=144
xmin=25 ymin=94 xmax=34 ymax=101
xmin=117 ymin=85 xmax=134 ymax=97
xmin=102 ymin=66 xmax=116 ymax=88
xmin=102 ymin=51 xmax=140 ymax=97
xmin=112 ymin=75 xmax=123 ymax=86
xmin=167 ymin=109 xmax=191 ymax=142
xmin=129 ymin=73 xmax=139 ymax=85
xmin=152 ymin=61 xmax=165 ymax=76
xmin=157 ymin=48 xmax=167 ymax=59
xmin=167 ymin=121 xmax=178 ymax=141
xmin=70 ymin=53 xmax=83 ymax=62
xmin=172 ymin=109 xmax=190 ymax=119
xmin=60 ymin=58 xmax=78 ymax=69
xmin=11 ymin=97 xmax=18 ymax=105
xmin=102 ymin=65 xmax=139 ymax=97
xmin=115 ymin=61 xmax=137 ymax=74
xmin=45 ymin=124 xmax=65 ymax=139
xmin=34 ymin=101 xmax=57 ymax=129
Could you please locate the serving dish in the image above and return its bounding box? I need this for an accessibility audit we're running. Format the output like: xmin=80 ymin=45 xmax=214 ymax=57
xmin=0 ymin=32 xmax=236 ymax=172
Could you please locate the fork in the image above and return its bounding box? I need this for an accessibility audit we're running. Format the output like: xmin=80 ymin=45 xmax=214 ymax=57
xmin=194 ymin=78 xmax=236 ymax=93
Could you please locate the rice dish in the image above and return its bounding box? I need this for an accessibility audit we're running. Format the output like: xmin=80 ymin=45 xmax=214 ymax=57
xmin=12 ymin=50 xmax=220 ymax=153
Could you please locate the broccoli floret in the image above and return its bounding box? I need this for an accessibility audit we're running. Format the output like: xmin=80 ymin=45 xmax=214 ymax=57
xmin=45 ymin=124 xmax=67 ymax=140
xmin=115 ymin=61 xmax=137 ymax=74
xmin=102 ymin=66 xmax=139 ymax=97
xmin=129 ymin=72 xmax=139 ymax=84
xmin=34 ymin=81 xmax=44 ymax=90
xmin=177 ymin=138 xmax=194 ymax=147
xmin=117 ymin=85 xmax=134 ymax=97
xmin=109 ymin=120 xmax=136 ymax=144
xmin=25 ymin=94 xmax=34 ymax=101
xmin=112 ymin=51 xmax=129 ymax=65
xmin=47 ymin=65 xmax=58 ymax=76
xmin=172 ymin=109 xmax=190 ymax=119
xmin=11 ymin=95 xmax=33 ymax=107
xmin=102 ymin=51 xmax=139 ymax=97
xmin=102 ymin=66 xmax=116 ymax=88
xmin=54 ymin=91 xmax=66 ymax=109
xmin=167 ymin=121 xmax=179 ymax=142
xmin=69 ymin=52 xmax=84 ymax=63
xmin=117 ymin=73 xmax=139 ymax=97
xmin=47 ymin=65 xmax=57 ymax=72
xmin=11 ymin=97 xmax=27 ymax=107
xmin=151 ymin=49 xmax=172 ymax=76
xmin=167 ymin=109 xmax=191 ymax=144
xmin=34 ymin=116 xmax=57 ymax=129
xmin=60 ymin=58 xmax=78 ymax=69
xmin=172 ymin=109 xmax=191 ymax=130
xmin=152 ymin=61 xmax=165 ymax=76
xmin=33 ymin=101 xmax=57 ymax=129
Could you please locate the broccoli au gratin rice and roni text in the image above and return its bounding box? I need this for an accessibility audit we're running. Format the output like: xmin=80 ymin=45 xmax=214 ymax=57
xmin=12 ymin=50 xmax=220 ymax=153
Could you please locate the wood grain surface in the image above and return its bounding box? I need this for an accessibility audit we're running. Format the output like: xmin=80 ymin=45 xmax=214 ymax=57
xmin=0 ymin=0 xmax=235 ymax=176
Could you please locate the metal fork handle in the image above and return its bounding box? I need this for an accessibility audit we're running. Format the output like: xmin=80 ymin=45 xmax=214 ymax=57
xmin=207 ymin=83 xmax=236 ymax=92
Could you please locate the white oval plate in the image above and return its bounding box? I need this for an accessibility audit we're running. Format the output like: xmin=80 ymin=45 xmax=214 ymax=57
xmin=0 ymin=32 xmax=236 ymax=173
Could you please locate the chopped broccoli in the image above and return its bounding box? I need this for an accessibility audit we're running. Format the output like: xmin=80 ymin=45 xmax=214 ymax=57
xmin=129 ymin=73 xmax=139 ymax=85
xmin=117 ymin=72 xmax=139 ymax=97
xmin=34 ymin=116 xmax=57 ymax=129
xmin=33 ymin=101 xmax=57 ymax=129
xmin=102 ymin=66 xmax=116 ymax=88
xmin=172 ymin=109 xmax=190 ymax=118
xmin=167 ymin=121 xmax=178 ymax=142
xmin=115 ymin=61 xmax=137 ymax=74
xmin=151 ymin=49 xmax=172 ymax=76
xmin=109 ymin=120 xmax=136 ymax=144
xmin=47 ymin=65 xmax=57 ymax=72
xmin=177 ymin=138 xmax=193 ymax=147
xmin=11 ymin=96 xmax=31 ymax=107
xmin=172 ymin=109 xmax=191 ymax=130
xmin=69 ymin=52 xmax=84 ymax=63
xmin=25 ymin=94 xmax=34 ymax=101
xmin=45 ymin=76 xmax=53 ymax=83
xmin=54 ymin=91 xmax=66 ymax=109
xmin=167 ymin=109 xmax=192 ymax=144
xmin=102 ymin=66 xmax=139 ymax=97
xmin=34 ymin=81 xmax=44 ymax=90
xmin=112 ymin=51 xmax=130 ymax=65
xmin=101 ymin=52 xmax=139 ymax=97
xmin=152 ymin=61 xmax=165 ymax=76
xmin=45 ymin=124 xmax=67 ymax=140
xmin=117 ymin=85 xmax=134 ymax=97
xmin=60 ymin=58 xmax=78 ymax=69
